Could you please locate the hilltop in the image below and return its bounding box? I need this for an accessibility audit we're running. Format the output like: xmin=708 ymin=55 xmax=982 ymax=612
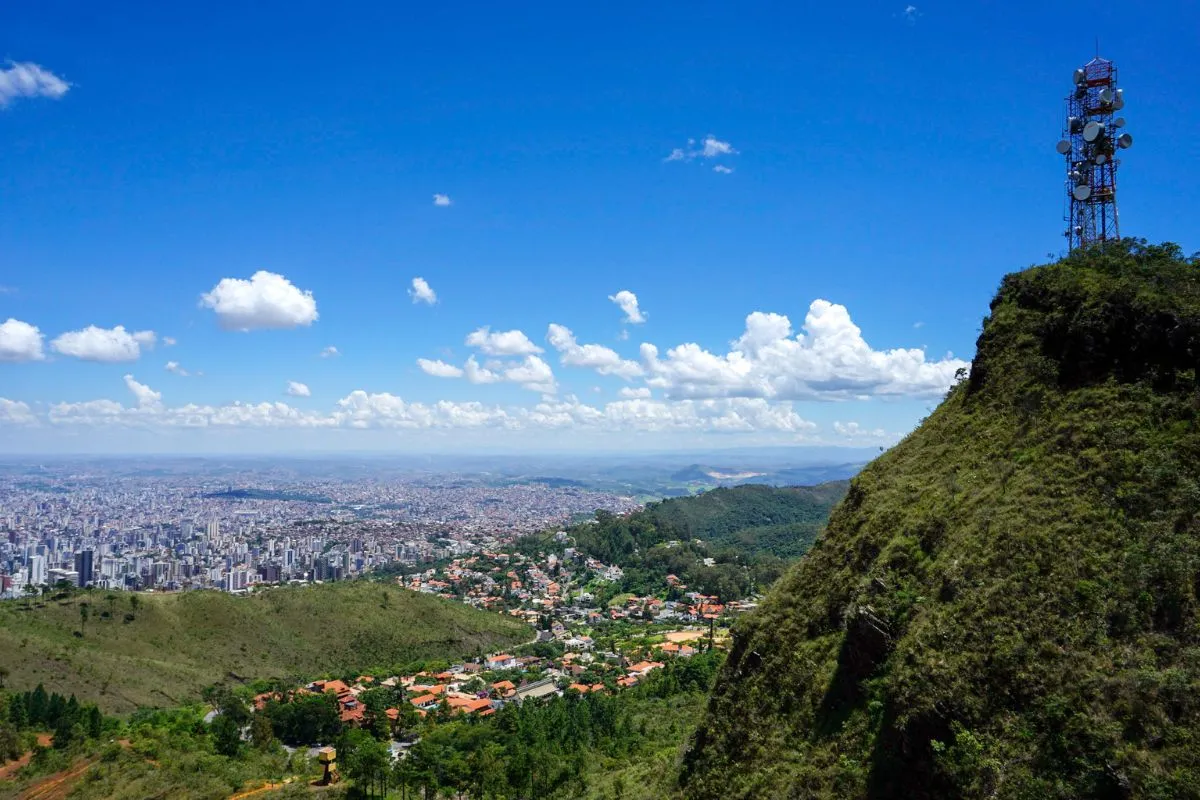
xmin=0 ymin=581 xmax=530 ymax=713
xmin=679 ymin=241 xmax=1200 ymax=798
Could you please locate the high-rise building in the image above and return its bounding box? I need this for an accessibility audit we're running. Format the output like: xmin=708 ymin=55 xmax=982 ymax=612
xmin=206 ymin=519 xmax=220 ymax=540
xmin=27 ymin=554 xmax=46 ymax=586
xmin=74 ymin=550 xmax=95 ymax=587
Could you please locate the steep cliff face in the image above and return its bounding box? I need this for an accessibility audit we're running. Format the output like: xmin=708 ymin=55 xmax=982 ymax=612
xmin=679 ymin=241 xmax=1200 ymax=800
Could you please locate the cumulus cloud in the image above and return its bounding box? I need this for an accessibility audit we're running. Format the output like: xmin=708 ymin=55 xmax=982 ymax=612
xmin=320 ymin=346 xmax=340 ymax=358
xmin=713 ymin=165 xmax=734 ymax=174
xmin=163 ymin=336 xmax=177 ymax=346
xmin=433 ymin=194 xmax=452 ymax=207
xmin=701 ymin=136 xmax=736 ymax=157
xmin=0 ymin=62 xmax=69 ymax=107
xmin=0 ymin=398 xmax=36 ymax=425
xmin=51 ymin=325 xmax=156 ymax=362
xmin=833 ymin=420 xmax=888 ymax=439
xmin=608 ymin=290 xmax=647 ymax=324
xmin=903 ymin=4 xmax=920 ymax=23
xmin=619 ymin=387 xmax=652 ymax=399
xmin=165 ymin=361 xmax=189 ymax=376
xmin=546 ymin=324 xmax=643 ymax=379
xmin=409 ymin=277 xmax=437 ymax=305
xmin=465 ymin=326 xmax=543 ymax=356
xmin=640 ymin=300 xmax=969 ymax=401
xmin=123 ymin=374 xmax=162 ymax=408
xmin=419 ymin=354 xmax=556 ymax=393
xmin=286 ymin=381 xmax=311 ymax=397
xmin=666 ymin=135 xmax=738 ymax=163
xmin=418 ymin=358 xmax=465 ymax=378
xmin=200 ymin=271 xmax=318 ymax=331
xmin=0 ymin=318 xmax=45 ymax=362
xmin=27 ymin=384 xmax=826 ymax=438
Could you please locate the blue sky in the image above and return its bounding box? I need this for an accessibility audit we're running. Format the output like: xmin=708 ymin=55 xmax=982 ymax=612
xmin=1 ymin=0 xmax=1196 ymax=453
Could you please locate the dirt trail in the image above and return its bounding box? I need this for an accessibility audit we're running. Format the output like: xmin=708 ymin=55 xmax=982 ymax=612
xmin=228 ymin=778 xmax=292 ymax=799
xmin=0 ymin=734 xmax=54 ymax=782
xmin=17 ymin=757 xmax=95 ymax=800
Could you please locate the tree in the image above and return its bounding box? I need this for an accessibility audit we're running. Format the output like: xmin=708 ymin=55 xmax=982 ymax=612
xmin=79 ymin=602 xmax=90 ymax=635
xmin=23 ymin=583 xmax=37 ymax=610
xmin=129 ymin=594 xmax=140 ymax=617
xmin=342 ymin=729 xmax=390 ymax=799
xmin=211 ymin=713 xmax=242 ymax=757
xmin=250 ymin=711 xmax=274 ymax=750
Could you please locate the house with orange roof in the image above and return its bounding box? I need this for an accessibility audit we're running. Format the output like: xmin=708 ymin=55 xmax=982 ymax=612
xmin=491 ymin=680 xmax=516 ymax=697
xmin=486 ymin=653 xmax=517 ymax=670
xmin=567 ymin=683 xmax=591 ymax=693
xmin=628 ymin=661 xmax=665 ymax=676
xmin=410 ymin=693 xmax=440 ymax=711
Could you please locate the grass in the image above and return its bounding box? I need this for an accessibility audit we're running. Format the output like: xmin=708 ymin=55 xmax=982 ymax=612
xmin=0 ymin=581 xmax=530 ymax=713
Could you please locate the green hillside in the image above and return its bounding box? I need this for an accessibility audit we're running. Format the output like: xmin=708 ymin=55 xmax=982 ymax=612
xmin=550 ymin=482 xmax=848 ymax=599
xmin=679 ymin=241 xmax=1200 ymax=799
xmin=0 ymin=581 xmax=530 ymax=713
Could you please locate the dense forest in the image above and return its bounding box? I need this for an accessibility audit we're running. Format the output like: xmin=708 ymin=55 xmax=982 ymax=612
xmin=680 ymin=241 xmax=1200 ymax=799
xmin=522 ymin=482 xmax=847 ymax=600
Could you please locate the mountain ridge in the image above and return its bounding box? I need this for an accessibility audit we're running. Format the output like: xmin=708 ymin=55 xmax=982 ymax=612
xmin=679 ymin=241 xmax=1200 ymax=799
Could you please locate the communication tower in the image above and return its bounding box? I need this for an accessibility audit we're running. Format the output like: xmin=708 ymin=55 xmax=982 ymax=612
xmin=1057 ymin=56 xmax=1133 ymax=250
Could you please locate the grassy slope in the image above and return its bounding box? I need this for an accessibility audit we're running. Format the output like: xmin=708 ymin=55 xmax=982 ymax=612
xmin=0 ymin=581 xmax=530 ymax=713
xmin=679 ymin=242 xmax=1200 ymax=799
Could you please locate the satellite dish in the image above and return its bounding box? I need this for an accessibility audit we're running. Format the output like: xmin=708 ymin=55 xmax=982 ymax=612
xmin=1074 ymin=68 xmax=1087 ymax=85
xmin=1074 ymin=225 xmax=1083 ymax=235
xmin=1098 ymin=87 xmax=1115 ymax=105
xmin=1113 ymin=117 xmax=1126 ymax=128
xmin=1083 ymin=121 xmax=1105 ymax=142
xmin=1094 ymin=153 xmax=1108 ymax=165
xmin=1117 ymin=132 xmax=1133 ymax=149
xmin=1069 ymin=170 xmax=1084 ymax=183
xmin=1073 ymin=184 xmax=1092 ymax=201
xmin=1056 ymin=140 xmax=1072 ymax=154
xmin=1068 ymin=117 xmax=1083 ymax=134
xmin=1113 ymin=89 xmax=1125 ymax=110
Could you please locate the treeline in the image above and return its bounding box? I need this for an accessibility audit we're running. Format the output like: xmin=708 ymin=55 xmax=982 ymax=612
xmin=2 ymin=684 xmax=107 ymax=757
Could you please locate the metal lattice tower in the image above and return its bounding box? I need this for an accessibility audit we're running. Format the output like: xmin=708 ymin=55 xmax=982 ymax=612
xmin=1057 ymin=56 xmax=1133 ymax=250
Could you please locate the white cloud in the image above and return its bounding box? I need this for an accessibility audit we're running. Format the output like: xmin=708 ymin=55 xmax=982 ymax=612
xmin=418 ymin=358 xmax=465 ymax=378
xmin=0 ymin=318 xmax=45 ymax=362
xmin=320 ymin=346 xmax=340 ymax=358
xmin=123 ymin=374 xmax=162 ymax=408
xmin=701 ymin=136 xmax=735 ymax=158
xmin=433 ymin=194 xmax=452 ymax=207
xmin=619 ymin=387 xmax=652 ymax=399
xmin=641 ymin=300 xmax=969 ymax=401
xmin=51 ymin=325 xmax=156 ymax=362
xmin=903 ymin=4 xmax=919 ymax=23
xmin=200 ymin=270 xmax=318 ymax=331
xmin=163 ymin=336 xmax=177 ymax=346
xmin=409 ymin=277 xmax=437 ymax=305
xmin=913 ymin=321 xmax=925 ymax=329
xmin=286 ymin=381 xmax=311 ymax=397
xmin=465 ymin=326 xmax=543 ymax=356
xmin=608 ymin=290 xmax=647 ymax=324
xmin=833 ymin=421 xmax=887 ymax=439
xmin=502 ymin=355 xmax=557 ymax=394
xmin=0 ymin=62 xmax=69 ymax=107
xmin=420 ymin=353 xmax=556 ymax=393
xmin=665 ymin=135 xmax=737 ymax=163
xmin=546 ymin=324 xmax=643 ymax=379
xmin=0 ymin=398 xmax=36 ymax=426
xmin=165 ymin=361 xmax=189 ymax=377
xmin=713 ymin=165 xmax=734 ymax=174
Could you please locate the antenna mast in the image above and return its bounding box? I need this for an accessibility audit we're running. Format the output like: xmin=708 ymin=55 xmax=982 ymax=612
xmin=1057 ymin=55 xmax=1133 ymax=251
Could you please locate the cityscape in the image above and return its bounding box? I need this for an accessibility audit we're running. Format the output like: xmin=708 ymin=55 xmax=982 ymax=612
xmin=0 ymin=459 xmax=640 ymax=598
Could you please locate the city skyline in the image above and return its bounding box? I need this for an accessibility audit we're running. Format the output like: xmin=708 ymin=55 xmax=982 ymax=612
xmin=3 ymin=1 xmax=1197 ymax=453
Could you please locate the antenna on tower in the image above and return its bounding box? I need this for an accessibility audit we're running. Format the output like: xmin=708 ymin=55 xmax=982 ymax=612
xmin=1058 ymin=53 xmax=1131 ymax=250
